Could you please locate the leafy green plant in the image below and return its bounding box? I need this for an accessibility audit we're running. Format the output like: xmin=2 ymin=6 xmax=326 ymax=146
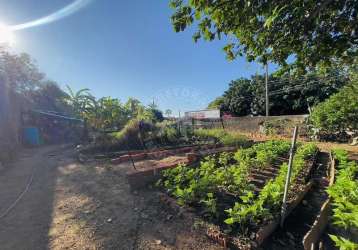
xmin=200 ymin=193 xmax=218 ymax=218
xmin=158 ymin=140 xmax=293 ymax=225
xmin=327 ymin=149 xmax=358 ymax=248
xmin=224 ymin=143 xmax=318 ymax=228
xmin=329 ymin=235 xmax=358 ymax=250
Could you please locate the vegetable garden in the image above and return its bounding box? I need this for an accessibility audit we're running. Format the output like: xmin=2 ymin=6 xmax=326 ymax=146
xmin=157 ymin=140 xmax=319 ymax=248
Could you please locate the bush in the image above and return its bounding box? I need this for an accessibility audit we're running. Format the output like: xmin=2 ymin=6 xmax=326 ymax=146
xmin=310 ymin=79 xmax=358 ymax=140
xmin=154 ymin=121 xmax=181 ymax=145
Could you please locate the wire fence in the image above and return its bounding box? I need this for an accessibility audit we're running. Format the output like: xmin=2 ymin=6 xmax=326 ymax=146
xmin=179 ymin=115 xmax=309 ymax=136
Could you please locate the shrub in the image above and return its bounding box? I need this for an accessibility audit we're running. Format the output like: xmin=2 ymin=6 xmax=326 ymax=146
xmin=310 ymin=80 xmax=358 ymax=140
xmin=154 ymin=122 xmax=181 ymax=144
xmin=107 ymin=118 xmax=154 ymax=149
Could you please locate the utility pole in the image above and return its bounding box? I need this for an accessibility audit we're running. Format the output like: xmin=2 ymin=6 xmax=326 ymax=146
xmin=265 ymin=63 xmax=269 ymax=117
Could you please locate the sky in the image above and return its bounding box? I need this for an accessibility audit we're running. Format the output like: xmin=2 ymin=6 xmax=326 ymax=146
xmin=0 ymin=0 xmax=276 ymax=116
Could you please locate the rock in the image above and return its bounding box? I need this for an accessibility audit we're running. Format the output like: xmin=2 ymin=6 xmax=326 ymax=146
xmin=133 ymin=191 xmax=138 ymax=195
xmin=302 ymin=200 xmax=308 ymax=206
xmin=84 ymin=210 xmax=91 ymax=214
xmin=154 ymin=240 xmax=162 ymax=245
xmin=134 ymin=207 xmax=139 ymax=212
xmin=107 ymin=218 xmax=113 ymax=223
xmin=166 ymin=214 xmax=173 ymax=220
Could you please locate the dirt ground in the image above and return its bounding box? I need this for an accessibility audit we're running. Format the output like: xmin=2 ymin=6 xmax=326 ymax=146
xmin=0 ymin=145 xmax=223 ymax=250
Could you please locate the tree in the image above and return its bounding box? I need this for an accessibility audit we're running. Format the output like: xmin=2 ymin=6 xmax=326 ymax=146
xmin=30 ymin=81 xmax=72 ymax=113
xmin=125 ymin=98 xmax=141 ymax=119
xmin=0 ymin=48 xmax=43 ymax=94
xmin=90 ymin=97 xmax=128 ymax=130
xmin=0 ymin=48 xmax=74 ymax=114
xmin=165 ymin=109 xmax=173 ymax=117
xmin=208 ymin=70 xmax=347 ymax=116
xmin=207 ymin=96 xmax=224 ymax=110
xmin=221 ymin=78 xmax=253 ymax=116
xmin=170 ymin=0 xmax=358 ymax=69
xmin=65 ymin=85 xmax=96 ymax=118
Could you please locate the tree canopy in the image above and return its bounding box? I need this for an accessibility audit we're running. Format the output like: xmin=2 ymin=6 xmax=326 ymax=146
xmin=0 ymin=48 xmax=165 ymax=132
xmin=208 ymin=70 xmax=348 ymax=116
xmin=170 ymin=0 xmax=358 ymax=69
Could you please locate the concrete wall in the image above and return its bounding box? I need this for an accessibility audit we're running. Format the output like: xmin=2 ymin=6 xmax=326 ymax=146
xmin=224 ymin=115 xmax=308 ymax=132
xmin=192 ymin=114 xmax=308 ymax=134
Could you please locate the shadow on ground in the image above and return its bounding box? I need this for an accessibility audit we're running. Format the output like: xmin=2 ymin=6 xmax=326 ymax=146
xmin=0 ymin=145 xmax=67 ymax=250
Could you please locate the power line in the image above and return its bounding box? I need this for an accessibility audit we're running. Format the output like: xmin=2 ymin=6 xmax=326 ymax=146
xmin=266 ymin=74 xmax=348 ymax=85
xmin=269 ymin=78 xmax=346 ymax=87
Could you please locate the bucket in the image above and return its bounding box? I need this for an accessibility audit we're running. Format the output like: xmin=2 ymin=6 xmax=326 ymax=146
xmin=23 ymin=127 xmax=41 ymax=146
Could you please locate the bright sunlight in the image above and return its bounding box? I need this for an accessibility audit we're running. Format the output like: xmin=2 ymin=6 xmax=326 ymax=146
xmin=0 ymin=23 xmax=15 ymax=46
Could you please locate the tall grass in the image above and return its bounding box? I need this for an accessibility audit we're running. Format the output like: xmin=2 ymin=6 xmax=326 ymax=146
xmin=194 ymin=128 xmax=249 ymax=147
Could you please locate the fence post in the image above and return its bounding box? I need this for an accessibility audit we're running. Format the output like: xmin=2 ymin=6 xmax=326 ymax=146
xmin=220 ymin=117 xmax=225 ymax=130
xmin=280 ymin=126 xmax=298 ymax=227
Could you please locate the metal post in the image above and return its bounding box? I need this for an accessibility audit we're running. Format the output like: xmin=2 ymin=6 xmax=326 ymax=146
xmin=220 ymin=117 xmax=225 ymax=130
xmin=280 ymin=126 xmax=298 ymax=227
xmin=124 ymin=141 xmax=136 ymax=170
xmin=178 ymin=110 xmax=181 ymax=135
xmin=265 ymin=63 xmax=269 ymax=117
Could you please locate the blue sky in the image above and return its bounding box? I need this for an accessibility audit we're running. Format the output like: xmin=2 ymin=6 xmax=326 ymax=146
xmin=1 ymin=0 xmax=276 ymax=115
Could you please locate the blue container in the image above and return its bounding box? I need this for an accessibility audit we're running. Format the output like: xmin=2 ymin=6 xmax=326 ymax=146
xmin=23 ymin=127 xmax=41 ymax=146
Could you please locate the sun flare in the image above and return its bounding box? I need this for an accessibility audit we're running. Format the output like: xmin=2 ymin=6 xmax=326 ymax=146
xmin=0 ymin=23 xmax=15 ymax=46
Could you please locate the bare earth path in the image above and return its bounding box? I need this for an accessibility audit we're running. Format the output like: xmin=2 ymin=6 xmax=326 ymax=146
xmin=0 ymin=145 xmax=222 ymax=250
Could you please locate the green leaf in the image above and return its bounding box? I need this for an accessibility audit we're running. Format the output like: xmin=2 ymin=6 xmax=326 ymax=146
xmin=224 ymin=217 xmax=235 ymax=225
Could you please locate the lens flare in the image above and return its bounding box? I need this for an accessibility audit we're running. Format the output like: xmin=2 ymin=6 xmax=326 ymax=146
xmin=9 ymin=0 xmax=93 ymax=31
xmin=0 ymin=23 xmax=15 ymax=45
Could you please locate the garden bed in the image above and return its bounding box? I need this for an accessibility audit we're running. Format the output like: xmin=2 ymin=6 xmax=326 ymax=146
xmin=319 ymin=150 xmax=358 ymax=249
xmin=156 ymin=141 xmax=318 ymax=249
xmin=126 ymin=145 xmax=238 ymax=190
xmin=111 ymin=144 xmax=219 ymax=164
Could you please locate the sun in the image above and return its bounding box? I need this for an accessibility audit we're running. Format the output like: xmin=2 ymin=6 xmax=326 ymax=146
xmin=0 ymin=23 xmax=15 ymax=46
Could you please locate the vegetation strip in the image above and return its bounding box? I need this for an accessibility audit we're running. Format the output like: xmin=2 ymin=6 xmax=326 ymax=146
xmin=325 ymin=149 xmax=358 ymax=249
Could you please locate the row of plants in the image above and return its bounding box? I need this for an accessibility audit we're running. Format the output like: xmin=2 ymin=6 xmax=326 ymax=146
xmin=328 ymin=149 xmax=358 ymax=250
xmin=158 ymin=141 xmax=318 ymax=240
xmin=225 ymin=143 xmax=318 ymax=230
xmin=193 ymin=128 xmax=249 ymax=147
